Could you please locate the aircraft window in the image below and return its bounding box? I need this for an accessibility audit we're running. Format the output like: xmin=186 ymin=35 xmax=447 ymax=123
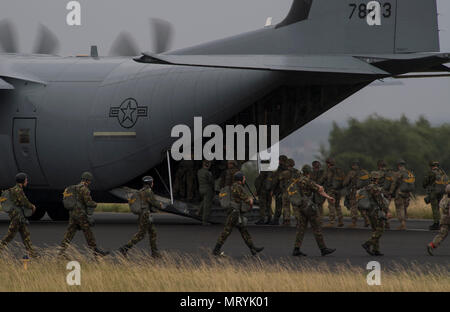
xmin=19 ymin=129 xmax=30 ymax=144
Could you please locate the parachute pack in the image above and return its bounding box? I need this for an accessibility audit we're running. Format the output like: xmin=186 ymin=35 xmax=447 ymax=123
xmin=357 ymin=188 xmax=389 ymax=211
xmin=433 ymin=169 xmax=449 ymax=194
xmin=399 ymin=170 xmax=416 ymax=193
xmin=128 ymin=189 xmax=146 ymax=215
xmin=219 ymin=186 xmax=232 ymax=209
xmin=331 ymin=168 xmax=345 ymax=190
xmin=287 ymin=177 xmax=303 ymax=206
xmin=0 ymin=189 xmax=16 ymax=213
xmin=356 ymin=170 xmax=370 ymax=189
xmin=63 ymin=185 xmax=81 ymax=210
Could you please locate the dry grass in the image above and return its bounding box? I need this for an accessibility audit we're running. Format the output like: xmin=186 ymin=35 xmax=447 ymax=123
xmin=0 ymin=248 xmax=448 ymax=292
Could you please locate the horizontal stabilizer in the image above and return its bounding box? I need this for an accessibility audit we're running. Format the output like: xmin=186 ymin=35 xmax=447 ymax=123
xmin=137 ymin=53 xmax=390 ymax=75
xmin=0 ymin=77 xmax=13 ymax=89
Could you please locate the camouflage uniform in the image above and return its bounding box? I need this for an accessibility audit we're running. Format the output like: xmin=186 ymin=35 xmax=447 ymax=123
xmin=311 ymin=164 xmax=325 ymax=216
xmin=0 ymin=184 xmax=37 ymax=257
xmin=291 ymin=176 xmax=327 ymax=250
xmin=215 ymin=182 xmax=256 ymax=250
xmin=124 ymin=185 xmax=160 ymax=254
xmin=254 ymin=171 xmax=273 ymax=223
xmin=423 ymin=166 xmax=448 ymax=226
xmin=362 ymin=182 xmax=389 ymax=254
xmin=323 ymin=163 xmax=345 ymax=227
xmin=197 ymin=165 xmax=215 ymax=224
xmin=173 ymin=160 xmax=195 ymax=201
xmin=343 ymin=167 xmax=370 ymax=227
xmin=389 ymin=167 xmax=412 ymax=229
xmin=279 ymin=166 xmax=293 ymax=225
xmin=378 ymin=165 xmax=393 ymax=229
xmin=431 ymin=194 xmax=450 ymax=248
xmin=270 ymin=157 xmax=288 ymax=225
xmin=59 ymin=182 xmax=99 ymax=254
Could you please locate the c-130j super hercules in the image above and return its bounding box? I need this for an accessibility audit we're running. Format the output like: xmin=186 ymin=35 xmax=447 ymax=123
xmin=0 ymin=0 xmax=449 ymax=221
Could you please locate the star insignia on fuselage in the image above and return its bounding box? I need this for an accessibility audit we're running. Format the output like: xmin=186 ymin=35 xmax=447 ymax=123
xmin=109 ymin=98 xmax=148 ymax=129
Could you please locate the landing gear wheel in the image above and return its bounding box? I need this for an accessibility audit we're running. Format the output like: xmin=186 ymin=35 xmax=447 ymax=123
xmin=46 ymin=205 xmax=69 ymax=221
xmin=28 ymin=206 xmax=47 ymax=221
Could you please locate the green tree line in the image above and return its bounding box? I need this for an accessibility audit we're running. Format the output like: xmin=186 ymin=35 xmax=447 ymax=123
xmin=320 ymin=115 xmax=450 ymax=194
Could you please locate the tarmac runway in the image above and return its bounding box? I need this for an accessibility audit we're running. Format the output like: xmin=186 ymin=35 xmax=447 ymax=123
xmin=0 ymin=212 xmax=449 ymax=271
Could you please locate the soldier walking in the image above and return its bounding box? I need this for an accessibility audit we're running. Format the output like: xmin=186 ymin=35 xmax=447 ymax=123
xmin=423 ymin=161 xmax=448 ymax=231
xmin=118 ymin=176 xmax=162 ymax=258
xmin=289 ymin=165 xmax=336 ymax=257
xmin=58 ymin=172 xmax=109 ymax=258
xmin=377 ymin=160 xmax=393 ymax=229
xmin=427 ymin=185 xmax=450 ymax=255
xmin=213 ymin=172 xmax=264 ymax=256
xmin=361 ymin=172 xmax=392 ymax=256
xmin=389 ymin=160 xmax=414 ymax=230
xmin=197 ymin=160 xmax=215 ymax=225
xmin=323 ymin=158 xmax=345 ymax=227
xmin=279 ymin=159 xmax=296 ymax=226
xmin=270 ymin=155 xmax=288 ymax=225
xmin=0 ymin=173 xmax=38 ymax=258
xmin=311 ymin=161 xmax=326 ymax=217
xmin=343 ymin=160 xmax=370 ymax=228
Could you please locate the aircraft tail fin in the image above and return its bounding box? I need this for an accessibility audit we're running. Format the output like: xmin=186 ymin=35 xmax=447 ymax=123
xmin=170 ymin=0 xmax=440 ymax=55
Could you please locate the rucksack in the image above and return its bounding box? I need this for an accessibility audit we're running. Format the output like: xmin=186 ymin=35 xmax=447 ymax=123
xmin=219 ymin=186 xmax=232 ymax=209
xmin=128 ymin=189 xmax=145 ymax=215
xmin=63 ymin=185 xmax=81 ymax=210
xmin=383 ymin=170 xmax=395 ymax=191
xmin=356 ymin=189 xmax=372 ymax=211
xmin=0 ymin=189 xmax=16 ymax=213
xmin=399 ymin=170 xmax=416 ymax=193
xmin=287 ymin=177 xmax=303 ymax=206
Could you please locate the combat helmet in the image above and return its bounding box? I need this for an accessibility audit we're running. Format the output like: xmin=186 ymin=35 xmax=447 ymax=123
xmin=142 ymin=176 xmax=154 ymax=185
xmin=81 ymin=172 xmax=94 ymax=181
xmin=15 ymin=172 xmax=28 ymax=184
xmin=233 ymin=171 xmax=245 ymax=182
xmin=397 ymin=159 xmax=406 ymax=166
xmin=430 ymin=161 xmax=440 ymax=167
xmin=326 ymin=157 xmax=336 ymax=166
xmin=370 ymin=171 xmax=383 ymax=182
xmin=377 ymin=160 xmax=386 ymax=168
xmin=288 ymin=159 xmax=295 ymax=168
xmin=302 ymin=165 xmax=312 ymax=175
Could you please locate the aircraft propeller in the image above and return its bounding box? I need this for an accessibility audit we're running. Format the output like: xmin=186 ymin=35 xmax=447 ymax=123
xmin=109 ymin=18 xmax=173 ymax=57
xmin=0 ymin=19 xmax=60 ymax=55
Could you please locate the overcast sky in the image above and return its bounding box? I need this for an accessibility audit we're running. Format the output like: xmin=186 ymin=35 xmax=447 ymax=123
xmin=1 ymin=0 xmax=449 ymax=124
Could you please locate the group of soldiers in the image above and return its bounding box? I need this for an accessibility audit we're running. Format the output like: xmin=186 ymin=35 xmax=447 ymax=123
xmin=0 ymin=155 xmax=448 ymax=259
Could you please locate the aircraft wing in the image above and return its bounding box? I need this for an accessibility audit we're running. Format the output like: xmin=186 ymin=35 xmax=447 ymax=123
xmin=0 ymin=77 xmax=13 ymax=89
xmin=136 ymin=52 xmax=450 ymax=78
xmin=137 ymin=53 xmax=390 ymax=75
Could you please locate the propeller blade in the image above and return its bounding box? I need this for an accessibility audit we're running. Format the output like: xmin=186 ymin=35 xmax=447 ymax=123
xmin=150 ymin=18 xmax=173 ymax=54
xmin=109 ymin=32 xmax=140 ymax=56
xmin=33 ymin=24 xmax=60 ymax=55
xmin=0 ymin=19 xmax=19 ymax=53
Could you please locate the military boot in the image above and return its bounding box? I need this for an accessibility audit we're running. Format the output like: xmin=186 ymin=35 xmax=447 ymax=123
xmin=283 ymin=219 xmax=291 ymax=226
xmin=151 ymin=249 xmax=162 ymax=259
xmin=397 ymin=221 xmax=406 ymax=230
xmin=255 ymin=218 xmax=266 ymax=225
xmin=93 ymin=248 xmax=110 ymax=257
xmin=427 ymin=243 xmax=435 ymax=256
xmin=372 ymin=250 xmax=384 ymax=256
xmin=292 ymin=248 xmax=307 ymax=257
xmin=118 ymin=246 xmax=129 ymax=257
xmin=429 ymin=223 xmax=440 ymax=231
xmin=321 ymin=248 xmax=336 ymax=256
xmin=212 ymin=243 xmax=224 ymax=257
xmin=347 ymin=220 xmax=357 ymax=228
xmin=265 ymin=216 xmax=272 ymax=225
xmin=269 ymin=218 xmax=280 ymax=226
xmin=362 ymin=242 xmax=374 ymax=256
xmin=324 ymin=221 xmax=335 ymax=228
xmin=337 ymin=218 xmax=344 ymax=227
xmin=250 ymin=246 xmax=264 ymax=256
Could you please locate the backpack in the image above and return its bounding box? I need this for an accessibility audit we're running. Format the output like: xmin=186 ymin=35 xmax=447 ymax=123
xmin=287 ymin=177 xmax=303 ymax=206
xmin=383 ymin=170 xmax=395 ymax=191
xmin=0 ymin=189 xmax=16 ymax=213
xmin=356 ymin=170 xmax=370 ymax=189
xmin=331 ymin=168 xmax=345 ymax=190
xmin=128 ymin=189 xmax=145 ymax=215
xmin=399 ymin=170 xmax=416 ymax=193
xmin=356 ymin=188 xmax=372 ymax=211
xmin=433 ymin=169 xmax=449 ymax=195
xmin=219 ymin=186 xmax=232 ymax=209
xmin=63 ymin=185 xmax=81 ymax=211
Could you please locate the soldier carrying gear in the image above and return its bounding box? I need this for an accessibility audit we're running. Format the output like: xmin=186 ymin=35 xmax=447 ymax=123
xmin=279 ymin=159 xmax=296 ymax=226
xmin=323 ymin=157 xmax=345 ymax=228
xmin=343 ymin=160 xmax=371 ymax=228
xmin=0 ymin=173 xmax=38 ymax=258
xmin=389 ymin=160 xmax=415 ymax=230
xmin=288 ymin=167 xmax=336 ymax=257
xmin=118 ymin=176 xmax=163 ymax=258
xmin=270 ymin=155 xmax=289 ymax=225
xmin=254 ymin=171 xmax=273 ymax=225
xmin=360 ymin=172 xmax=392 ymax=256
xmin=58 ymin=172 xmax=109 ymax=258
xmin=423 ymin=160 xmax=449 ymax=230
xmin=427 ymin=184 xmax=450 ymax=256
xmin=213 ymin=172 xmax=264 ymax=257
xmin=311 ymin=161 xmax=326 ymax=217
xmin=197 ymin=160 xmax=215 ymax=226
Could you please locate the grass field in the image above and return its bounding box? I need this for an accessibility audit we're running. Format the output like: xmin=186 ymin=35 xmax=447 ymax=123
xmin=97 ymin=196 xmax=433 ymax=219
xmin=0 ymin=249 xmax=448 ymax=292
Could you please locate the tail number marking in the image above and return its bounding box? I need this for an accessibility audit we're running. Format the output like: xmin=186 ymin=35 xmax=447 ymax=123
xmin=349 ymin=1 xmax=392 ymax=25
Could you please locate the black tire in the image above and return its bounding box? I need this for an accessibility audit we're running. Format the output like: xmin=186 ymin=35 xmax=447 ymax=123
xmin=46 ymin=205 xmax=69 ymax=221
xmin=28 ymin=206 xmax=47 ymax=221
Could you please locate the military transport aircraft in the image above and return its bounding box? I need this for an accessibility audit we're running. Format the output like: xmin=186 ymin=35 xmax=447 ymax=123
xmin=1 ymin=0 xmax=449 ymax=221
